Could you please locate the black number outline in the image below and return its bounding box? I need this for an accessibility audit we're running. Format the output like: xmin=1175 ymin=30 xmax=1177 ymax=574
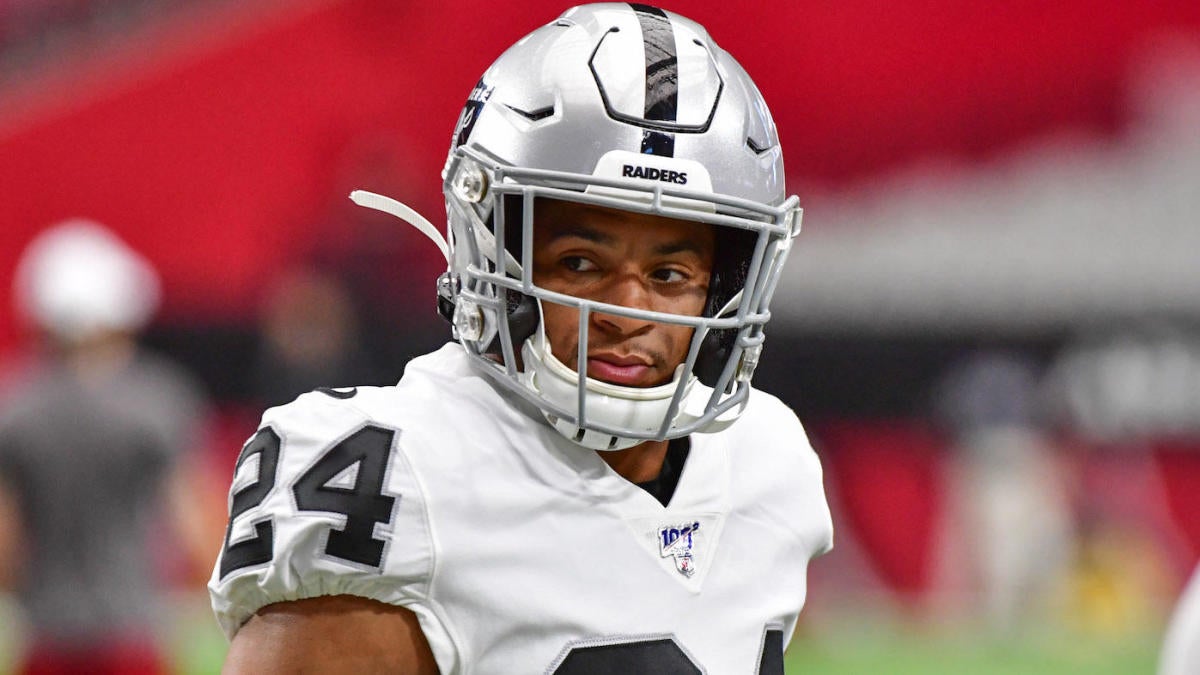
xmin=218 ymin=428 xmax=281 ymax=579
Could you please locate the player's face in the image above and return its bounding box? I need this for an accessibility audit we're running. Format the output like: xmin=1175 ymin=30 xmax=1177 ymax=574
xmin=532 ymin=199 xmax=715 ymax=388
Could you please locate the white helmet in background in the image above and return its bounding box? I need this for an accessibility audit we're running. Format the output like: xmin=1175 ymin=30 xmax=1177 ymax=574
xmin=357 ymin=3 xmax=802 ymax=450
xmin=14 ymin=219 xmax=161 ymax=343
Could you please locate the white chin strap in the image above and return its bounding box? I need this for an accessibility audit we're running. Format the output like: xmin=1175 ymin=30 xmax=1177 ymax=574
xmin=520 ymin=326 xmax=739 ymax=451
xmin=350 ymin=190 xmax=450 ymax=262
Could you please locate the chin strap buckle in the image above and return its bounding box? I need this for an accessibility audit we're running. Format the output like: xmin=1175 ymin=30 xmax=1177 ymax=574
xmin=737 ymin=344 xmax=762 ymax=383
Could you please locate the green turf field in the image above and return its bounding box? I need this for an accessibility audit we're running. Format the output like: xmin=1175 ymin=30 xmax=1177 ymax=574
xmin=2 ymin=593 xmax=1163 ymax=674
xmin=783 ymin=628 xmax=1158 ymax=674
xmin=171 ymin=603 xmax=1161 ymax=675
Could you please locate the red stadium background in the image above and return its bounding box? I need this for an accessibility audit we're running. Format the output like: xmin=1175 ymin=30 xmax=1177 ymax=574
xmin=3 ymin=0 xmax=1200 ymax=650
xmin=5 ymin=0 xmax=1198 ymax=347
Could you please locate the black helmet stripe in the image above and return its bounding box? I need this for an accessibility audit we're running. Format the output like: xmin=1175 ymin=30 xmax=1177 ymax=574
xmin=630 ymin=3 xmax=678 ymax=122
xmin=630 ymin=3 xmax=677 ymax=156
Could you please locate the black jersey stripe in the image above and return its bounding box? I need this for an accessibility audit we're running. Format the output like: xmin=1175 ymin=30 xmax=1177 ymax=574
xmin=630 ymin=3 xmax=677 ymax=156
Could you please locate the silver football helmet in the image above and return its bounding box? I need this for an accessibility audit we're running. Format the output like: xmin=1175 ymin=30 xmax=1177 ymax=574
xmin=355 ymin=3 xmax=801 ymax=450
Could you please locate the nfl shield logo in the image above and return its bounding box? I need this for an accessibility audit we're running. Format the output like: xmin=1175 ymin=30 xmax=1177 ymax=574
xmin=659 ymin=521 xmax=701 ymax=578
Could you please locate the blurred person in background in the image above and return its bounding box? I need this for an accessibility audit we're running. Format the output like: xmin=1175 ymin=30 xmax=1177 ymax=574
xmin=1041 ymin=325 xmax=1199 ymax=635
xmin=933 ymin=350 xmax=1074 ymax=632
xmin=208 ymin=4 xmax=833 ymax=672
xmin=249 ymin=266 xmax=377 ymax=409
xmin=0 ymin=220 xmax=217 ymax=675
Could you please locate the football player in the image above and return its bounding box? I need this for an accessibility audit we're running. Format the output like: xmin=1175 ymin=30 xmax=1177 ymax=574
xmin=209 ymin=4 xmax=833 ymax=672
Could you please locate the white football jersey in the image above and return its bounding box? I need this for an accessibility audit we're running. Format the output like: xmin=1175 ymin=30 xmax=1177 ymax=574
xmin=209 ymin=343 xmax=833 ymax=674
xmin=1161 ymin=564 xmax=1200 ymax=675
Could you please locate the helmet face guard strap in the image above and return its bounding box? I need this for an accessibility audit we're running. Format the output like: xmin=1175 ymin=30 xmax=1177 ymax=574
xmin=359 ymin=4 xmax=803 ymax=450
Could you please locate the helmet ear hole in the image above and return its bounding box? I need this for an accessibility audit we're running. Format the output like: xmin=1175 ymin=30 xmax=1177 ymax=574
xmin=483 ymin=290 xmax=540 ymax=361
xmin=705 ymin=226 xmax=756 ymax=316
xmin=505 ymin=290 xmax=540 ymax=345
xmin=695 ymin=328 xmax=734 ymax=389
xmin=485 ymin=193 xmax=540 ymax=359
xmin=697 ymin=225 xmax=754 ymax=388
xmin=499 ymin=194 xmax=526 ymax=266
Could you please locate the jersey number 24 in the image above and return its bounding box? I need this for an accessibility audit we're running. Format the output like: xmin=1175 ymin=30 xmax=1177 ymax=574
xmin=219 ymin=425 xmax=396 ymax=579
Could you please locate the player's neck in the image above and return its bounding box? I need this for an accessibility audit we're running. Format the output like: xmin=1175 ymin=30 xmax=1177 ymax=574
xmin=597 ymin=439 xmax=669 ymax=484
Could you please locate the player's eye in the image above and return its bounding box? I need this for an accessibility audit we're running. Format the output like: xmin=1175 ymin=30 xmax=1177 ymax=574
xmin=651 ymin=267 xmax=689 ymax=283
xmin=562 ymin=256 xmax=599 ymax=273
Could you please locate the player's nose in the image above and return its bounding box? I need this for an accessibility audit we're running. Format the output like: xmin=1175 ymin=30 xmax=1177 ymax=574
xmin=591 ymin=275 xmax=655 ymax=335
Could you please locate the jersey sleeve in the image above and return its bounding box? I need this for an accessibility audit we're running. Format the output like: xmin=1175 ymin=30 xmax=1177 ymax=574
xmin=1161 ymin=564 xmax=1200 ymax=675
xmin=753 ymin=393 xmax=834 ymax=560
xmin=790 ymin=414 xmax=835 ymax=559
xmin=207 ymin=390 xmax=437 ymax=643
